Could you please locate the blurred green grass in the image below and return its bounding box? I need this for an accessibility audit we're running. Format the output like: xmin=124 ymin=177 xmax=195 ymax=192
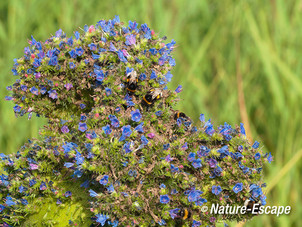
xmin=0 ymin=0 xmax=301 ymax=226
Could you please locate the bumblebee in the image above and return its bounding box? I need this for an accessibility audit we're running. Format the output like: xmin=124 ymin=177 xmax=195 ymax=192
xmin=142 ymin=88 xmax=162 ymax=106
xmin=244 ymin=197 xmax=261 ymax=214
xmin=179 ymin=208 xmax=191 ymax=220
xmin=174 ymin=111 xmax=188 ymax=120
xmin=126 ymin=71 xmax=138 ymax=93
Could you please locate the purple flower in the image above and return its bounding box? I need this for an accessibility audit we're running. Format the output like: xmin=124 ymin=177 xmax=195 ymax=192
xmin=169 ymin=208 xmax=180 ymax=219
xmin=208 ymin=158 xmax=217 ymax=168
xmin=148 ymin=133 xmax=155 ymax=138
xmin=99 ymin=175 xmax=109 ymax=185
xmin=78 ymin=122 xmax=87 ymax=132
xmin=61 ymin=125 xmax=69 ymax=133
xmin=29 ymin=164 xmax=38 ymax=170
xmin=233 ymin=183 xmax=243 ymax=193
xmin=109 ymin=42 xmax=117 ymax=51
xmin=160 ymin=195 xmax=170 ymax=204
xmin=210 ymin=217 xmax=216 ymax=223
xmin=125 ymin=34 xmax=136 ymax=45
xmin=48 ymin=89 xmax=58 ymax=99
xmin=35 ymin=72 xmax=41 ymax=79
xmin=117 ymin=49 xmax=127 ymax=62
xmin=254 ymin=152 xmax=261 ymax=160
xmin=212 ymin=185 xmax=222 ymax=195
xmin=64 ymin=83 xmax=73 ymax=90
xmin=30 ymin=86 xmax=39 ymax=95
xmin=131 ymin=109 xmax=142 ymax=122
xmin=102 ymin=125 xmax=112 ymax=135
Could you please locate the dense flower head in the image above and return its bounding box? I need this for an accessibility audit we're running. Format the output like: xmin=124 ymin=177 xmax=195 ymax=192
xmin=1 ymin=16 xmax=272 ymax=227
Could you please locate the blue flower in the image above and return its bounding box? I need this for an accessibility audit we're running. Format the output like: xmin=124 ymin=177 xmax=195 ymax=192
xmin=74 ymin=31 xmax=80 ymax=39
xmin=163 ymin=143 xmax=170 ymax=150
xmin=89 ymin=189 xmax=98 ymax=197
xmin=88 ymin=43 xmax=97 ymax=51
xmin=107 ymin=184 xmax=115 ymax=193
xmin=5 ymin=197 xmax=16 ymax=206
xmin=252 ymin=141 xmax=260 ymax=149
xmin=160 ymin=183 xmax=166 ymax=188
xmin=102 ymin=125 xmax=112 ymax=135
xmin=96 ymin=214 xmax=109 ymax=226
xmin=69 ymin=49 xmax=77 ymax=58
xmin=141 ymin=135 xmax=149 ymax=145
xmin=150 ymin=70 xmax=157 ymax=79
xmin=117 ymin=49 xmax=127 ymax=62
xmin=13 ymin=105 xmax=22 ymax=112
xmin=187 ymin=189 xmax=203 ymax=202
xmin=254 ymin=152 xmax=261 ymax=160
xmin=125 ymin=34 xmax=136 ymax=45
xmin=75 ymin=47 xmax=84 ymax=56
xmin=135 ymin=122 xmax=144 ymax=133
xmin=48 ymin=56 xmax=58 ymax=65
xmin=33 ymin=58 xmax=41 ymax=68
xmin=69 ymin=62 xmax=76 ymax=69
xmin=158 ymin=219 xmax=166 ymax=226
xmin=149 ymin=48 xmax=157 ymax=55
xmin=64 ymin=162 xmax=74 ymax=168
xmin=131 ymin=109 xmax=142 ymax=122
xmin=109 ymin=42 xmax=117 ymax=51
xmin=64 ymin=191 xmax=72 ymax=197
xmin=192 ymin=220 xmax=202 ymax=227
xmin=212 ymin=185 xmax=222 ymax=195
xmin=155 ymin=111 xmax=163 ymax=116
xmin=267 ymin=152 xmax=273 ymax=163
xmin=40 ymin=181 xmax=47 ymax=190
xmin=99 ymin=175 xmax=109 ymax=185
xmin=78 ymin=122 xmax=88 ymax=132
xmin=192 ymin=159 xmax=202 ymax=168
xmin=139 ymin=73 xmax=146 ymax=80
xmin=187 ymin=152 xmax=196 ymax=162
xmin=165 ymin=71 xmax=173 ymax=82
xmin=109 ymin=115 xmax=120 ymax=128
xmin=233 ymin=183 xmax=243 ymax=193
xmin=122 ymin=125 xmax=132 ymax=137
xmin=170 ymin=164 xmax=179 ymax=173
xmin=21 ymin=199 xmax=28 ymax=205
xmin=48 ymin=89 xmax=58 ymax=99
xmin=160 ymin=195 xmax=170 ymax=204
xmin=197 ymin=146 xmax=210 ymax=157
xmin=67 ymin=37 xmax=73 ymax=46
xmin=240 ymin=123 xmax=246 ymax=135
xmin=30 ymin=86 xmax=39 ymax=95
xmin=175 ymin=85 xmax=182 ymax=93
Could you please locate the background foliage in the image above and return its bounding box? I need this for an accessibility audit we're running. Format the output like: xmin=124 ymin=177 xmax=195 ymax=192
xmin=0 ymin=0 xmax=301 ymax=226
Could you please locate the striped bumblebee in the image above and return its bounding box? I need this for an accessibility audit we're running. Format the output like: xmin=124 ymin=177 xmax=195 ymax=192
xmin=179 ymin=208 xmax=191 ymax=220
xmin=142 ymin=88 xmax=162 ymax=106
xmin=126 ymin=71 xmax=138 ymax=93
xmin=244 ymin=196 xmax=261 ymax=214
xmin=174 ymin=111 xmax=188 ymax=120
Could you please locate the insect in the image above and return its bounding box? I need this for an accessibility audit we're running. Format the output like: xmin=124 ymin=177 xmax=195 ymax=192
xmin=179 ymin=208 xmax=191 ymax=220
xmin=126 ymin=71 xmax=138 ymax=93
xmin=244 ymin=197 xmax=261 ymax=214
xmin=174 ymin=111 xmax=188 ymax=120
xmin=142 ymin=88 xmax=162 ymax=106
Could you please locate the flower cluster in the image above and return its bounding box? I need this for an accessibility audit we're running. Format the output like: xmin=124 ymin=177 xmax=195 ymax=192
xmin=1 ymin=16 xmax=272 ymax=226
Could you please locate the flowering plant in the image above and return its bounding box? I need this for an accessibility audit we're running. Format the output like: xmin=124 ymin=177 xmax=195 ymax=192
xmin=1 ymin=16 xmax=272 ymax=226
